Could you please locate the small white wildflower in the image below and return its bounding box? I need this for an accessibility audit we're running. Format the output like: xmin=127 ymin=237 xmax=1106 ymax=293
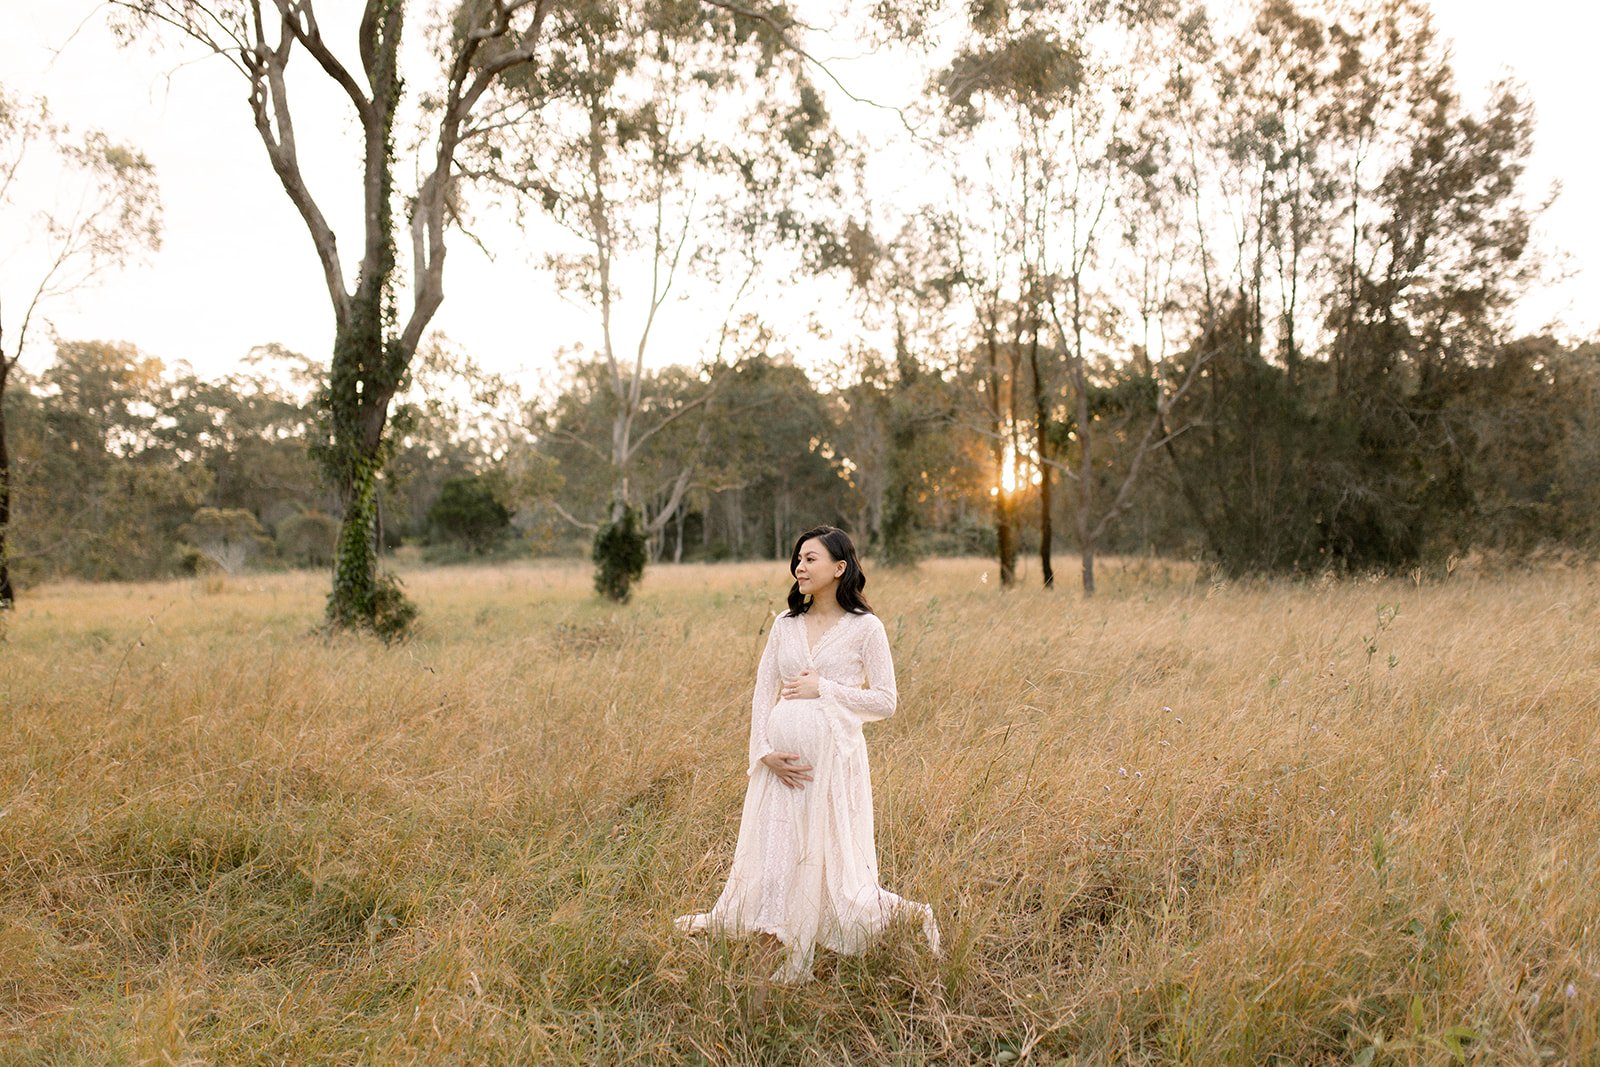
xmin=1134 ymin=771 xmax=1144 ymax=780
xmin=1566 ymin=983 xmax=1578 ymax=999
xmin=980 ymin=571 xmax=989 ymax=584
xmin=1159 ymin=739 xmax=1170 ymax=747
xmin=1161 ymin=705 xmax=1172 ymax=713
xmin=1118 ymin=767 xmax=1128 ymax=777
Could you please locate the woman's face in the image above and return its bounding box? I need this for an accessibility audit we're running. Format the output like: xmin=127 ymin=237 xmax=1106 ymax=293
xmin=794 ymin=537 xmax=845 ymax=603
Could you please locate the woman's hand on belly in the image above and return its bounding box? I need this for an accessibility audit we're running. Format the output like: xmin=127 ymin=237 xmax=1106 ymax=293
xmin=760 ymin=751 xmax=814 ymax=790
xmin=780 ymin=670 xmax=821 ymax=701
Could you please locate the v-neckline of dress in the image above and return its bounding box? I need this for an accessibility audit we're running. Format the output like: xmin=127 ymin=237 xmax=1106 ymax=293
xmin=802 ymin=610 xmax=850 ymax=658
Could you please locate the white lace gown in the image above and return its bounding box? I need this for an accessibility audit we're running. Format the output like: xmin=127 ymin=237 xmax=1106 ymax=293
xmin=675 ymin=608 xmax=940 ymax=982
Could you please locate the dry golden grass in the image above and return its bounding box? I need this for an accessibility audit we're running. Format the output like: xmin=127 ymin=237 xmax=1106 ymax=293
xmin=1 ymin=556 xmax=1597 ymax=1064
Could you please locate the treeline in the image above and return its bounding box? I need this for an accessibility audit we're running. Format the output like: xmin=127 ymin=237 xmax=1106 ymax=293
xmin=0 ymin=336 xmax=987 ymax=582
xmin=3 ymin=325 xmax=1596 ymax=588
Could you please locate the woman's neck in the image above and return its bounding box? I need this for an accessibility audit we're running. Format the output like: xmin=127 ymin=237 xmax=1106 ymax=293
xmin=807 ymin=597 xmax=846 ymax=620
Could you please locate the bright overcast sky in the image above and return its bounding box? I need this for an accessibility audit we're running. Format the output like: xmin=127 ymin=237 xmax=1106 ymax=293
xmin=1 ymin=0 xmax=1595 ymax=386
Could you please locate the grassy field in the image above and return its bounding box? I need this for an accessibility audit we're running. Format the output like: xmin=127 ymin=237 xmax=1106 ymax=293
xmin=1 ymin=556 xmax=1596 ymax=1064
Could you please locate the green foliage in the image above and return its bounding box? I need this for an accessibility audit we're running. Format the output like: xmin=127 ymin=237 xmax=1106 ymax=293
xmin=4 ymin=342 xmax=206 ymax=583
xmin=326 ymin=455 xmax=415 ymax=643
xmin=380 ymin=340 xmax=529 ymax=544
xmin=0 ymin=85 xmax=164 ymax=607
xmin=426 ymin=475 xmax=511 ymax=553
xmin=937 ymin=28 xmax=1085 ymax=120
xmin=592 ymin=504 xmax=648 ymax=603
xmin=275 ymin=510 xmax=339 ymax=569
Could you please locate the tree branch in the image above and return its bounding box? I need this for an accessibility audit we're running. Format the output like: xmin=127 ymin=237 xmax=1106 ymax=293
xmin=246 ymin=3 xmax=351 ymax=325
xmin=270 ymin=0 xmax=374 ymax=121
xmin=548 ymin=499 xmax=599 ymax=532
xmin=699 ymin=0 xmax=923 ymax=138
xmin=400 ymin=0 xmax=551 ymax=359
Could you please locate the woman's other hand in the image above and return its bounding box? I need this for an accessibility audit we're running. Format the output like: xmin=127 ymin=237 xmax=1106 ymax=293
xmin=760 ymin=751 xmax=814 ymax=790
xmin=780 ymin=670 xmax=821 ymax=701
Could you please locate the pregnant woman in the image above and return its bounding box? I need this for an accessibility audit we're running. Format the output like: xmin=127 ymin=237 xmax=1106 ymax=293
xmin=675 ymin=524 xmax=940 ymax=983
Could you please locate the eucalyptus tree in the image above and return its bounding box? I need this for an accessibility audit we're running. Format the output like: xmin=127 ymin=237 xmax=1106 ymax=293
xmin=1320 ymin=2 xmax=1538 ymax=564
xmin=157 ymin=344 xmax=325 ymax=527
xmin=527 ymin=355 xmax=712 ymax=547
xmin=834 ymin=210 xmax=969 ymax=565
xmin=380 ymin=337 xmax=529 ymax=541
xmin=0 ymin=87 xmax=161 ymax=609
xmin=943 ymin=181 xmax=1023 ymax=586
xmin=105 ymin=0 xmax=580 ymax=634
xmin=464 ymin=0 xmax=839 ymax=599
xmin=1150 ymin=0 xmax=1540 ymax=572
xmin=701 ymin=353 xmax=845 ymax=559
xmin=937 ymin=3 xmax=1117 ymax=590
xmin=936 ymin=0 xmax=1205 ymax=594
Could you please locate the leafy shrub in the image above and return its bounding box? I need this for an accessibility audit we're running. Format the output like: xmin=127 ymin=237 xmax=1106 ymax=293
xmin=426 ymin=476 xmax=511 ymax=553
xmin=276 ymin=510 xmax=340 ymax=569
xmin=593 ymin=504 xmax=647 ymax=602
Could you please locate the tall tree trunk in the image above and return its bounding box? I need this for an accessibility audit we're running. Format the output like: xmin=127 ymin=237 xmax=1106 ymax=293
xmin=994 ymin=457 xmax=1016 ymax=586
xmin=1028 ymin=309 xmax=1053 ymax=589
xmin=0 ymin=356 xmax=13 ymax=609
xmin=1074 ymin=373 xmax=1095 ymax=596
xmin=324 ymin=234 xmax=404 ymax=628
xmin=882 ymin=316 xmax=922 ymax=567
xmin=329 ymin=448 xmax=384 ymax=627
xmin=1071 ymin=287 xmax=1095 ymax=597
xmin=773 ymin=492 xmax=783 ymax=558
xmin=326 ymin=299 xmax=402 ymax=630
xmin=983 ymin=313 xmax=1017 ymax=586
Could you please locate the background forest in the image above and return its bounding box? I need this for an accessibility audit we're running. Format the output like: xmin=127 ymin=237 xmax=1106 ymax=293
xmin=3 ymin=0 xmax=1598 ymax=611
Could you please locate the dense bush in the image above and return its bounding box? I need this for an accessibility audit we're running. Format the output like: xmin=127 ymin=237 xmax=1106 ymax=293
xmin=593 ymin=504 xmax=648 ymax=602
xmin=426 ymin=476 xmax=511 ymax=554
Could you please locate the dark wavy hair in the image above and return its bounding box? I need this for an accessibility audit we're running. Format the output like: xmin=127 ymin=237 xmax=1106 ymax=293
xmin=784 ymin=525 xmax=874 ymax=617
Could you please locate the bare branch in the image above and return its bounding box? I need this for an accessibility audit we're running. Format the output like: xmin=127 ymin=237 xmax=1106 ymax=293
xmin=626 ymin=385 xmax=717 ymax=459
xmin=400 ymin=1 xmax=551 ymax=358
xmin=699 ymin=0 xmax=924 ymax=139
xmin=646 ymin=460 xmax=698 ymax=535
xmin=104 ymin=1 xmax=255 ymax=79
xmin=548 ymin=499 xmax=599 ymax=532
xmin=269 ymin=0 xmax=373 ymax=121
xmin=536 ymin=422 xmax=611 ymax=464
xmin=245 ymin=7 xmax=351 ymax=325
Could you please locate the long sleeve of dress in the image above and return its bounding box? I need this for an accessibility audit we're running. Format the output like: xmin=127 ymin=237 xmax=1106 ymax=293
xmin=817 ymin=614 xmax=897 ymax=723
xmin=747 ymin=621 xmax=782 ymax=777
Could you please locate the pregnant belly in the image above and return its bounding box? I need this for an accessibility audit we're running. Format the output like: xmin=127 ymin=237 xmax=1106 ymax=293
xmin=765 ymin=697 xmax=829 ymax=762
